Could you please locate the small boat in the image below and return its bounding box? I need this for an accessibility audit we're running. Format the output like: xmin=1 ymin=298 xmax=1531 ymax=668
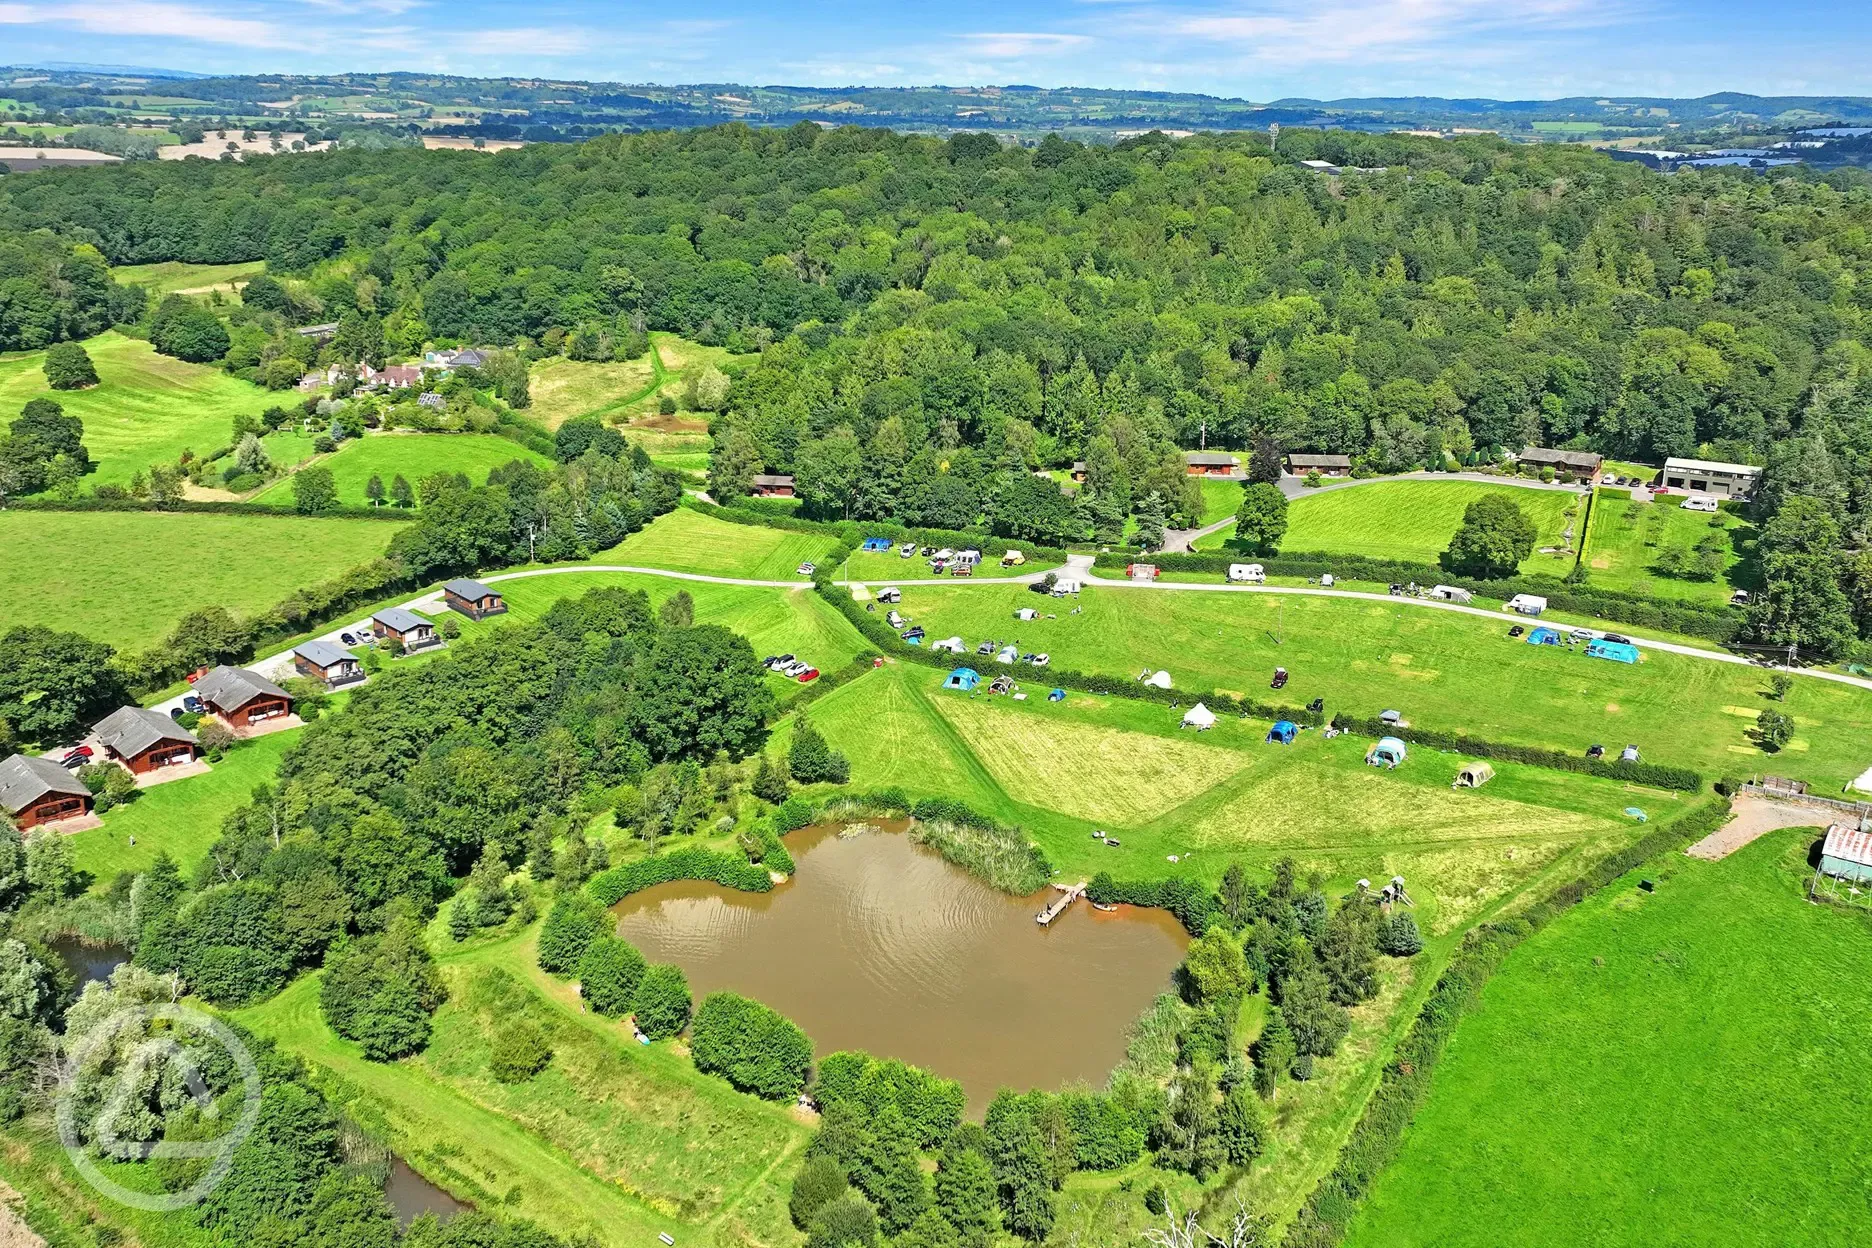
xmin=1091 ymin=901 xmax=1118 ymax=913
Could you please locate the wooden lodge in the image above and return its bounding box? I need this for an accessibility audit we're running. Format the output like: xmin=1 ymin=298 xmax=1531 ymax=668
xmin=0 ymin=753 xmax=93 ymax=829
xmin=92 ymin=706 xmax=200 ymax=775
xmin=372 ymin=607 xmax=439 ymax=651
xmin=293 ymin=639 xmax=364 ymax=687
xmin=193 ymin=665 xmax=294 ymax=729
xmin=443 ymin=578 xmax=507 ymax=620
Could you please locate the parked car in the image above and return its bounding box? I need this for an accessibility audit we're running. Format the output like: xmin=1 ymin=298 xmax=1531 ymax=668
xmin=763 ymin=653 xmax=795 ymax=670
xmin=952 ymin=563 xmax=973 ymax=577
xmin=796 ymin=562 xmax=816 ymax=576
xmin=1029 ymin=653 xmax=1050 ymax=667
xmin=169 ymin=707 xmax=187 ymax=721
xmin=1271 ymin=667 xmax=1289 ymax=690
xmin=1508 ymin=625 xmax=1526 ymax=638
xmin=182 ymin=694 xmax=204 ymax=714
xmin=796 ymin=668 xmax=819 ymax=683
xmin=340 ymin=632 xmax=358 ymax=646
xmin=1587 ymin=743 xmax=1606 ymax=759
xmin=900 ymin=542 xmax=917 ymax=557
xmin=1601 ymin=633 xmax=1631 ymax=645
xmin=60 ymin=746 xmax=93 ymax=768
xmin=902 ymin=626 xmax=926 ymax=641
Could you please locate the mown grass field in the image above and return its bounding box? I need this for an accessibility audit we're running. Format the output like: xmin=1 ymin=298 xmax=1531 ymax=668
xmin=1344 ymin=828 xmax=1872 ymax=1248
xmin=1581 ymin=487 xmax=1752 ymax=605
xmin=1249 ymin=480 xmax=1581 ymax=573
xmin=1199 ymin=476 xmax=1244 ymax=526
xmin=112 ymin=260 xmax=266 ymax=296
xmin=880 ymin=581 xmax=1872 ymax=789
xmin=232 ymin=923 xmax=807 ymax=1248
xmin=0 ymin=331 xmax=275 ymax=485
xmin=0 ymin=509 xmax=404 ymax=651
xmin=570 ymin=506 xmax=839 ymax=581
xmin=250 ymin=432 xmax=546 ymax=508
xmin=69 ymin=730 xmax=303 ymax=883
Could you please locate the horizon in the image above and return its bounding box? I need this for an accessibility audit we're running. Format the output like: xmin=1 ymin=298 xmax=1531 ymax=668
xmin=1 ymin=1 xmax=1868 ymax=101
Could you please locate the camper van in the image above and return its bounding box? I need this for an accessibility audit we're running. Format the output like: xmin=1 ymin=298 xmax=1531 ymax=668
xmin=1228 ymin=563 xmax=1266 ymax=584
xmin=1682 ymin=494 xmax=1719 ymax=513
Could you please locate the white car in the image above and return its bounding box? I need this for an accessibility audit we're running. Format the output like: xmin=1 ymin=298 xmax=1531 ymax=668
xmin=1029 ymin=653 xmax=1050 ymax=667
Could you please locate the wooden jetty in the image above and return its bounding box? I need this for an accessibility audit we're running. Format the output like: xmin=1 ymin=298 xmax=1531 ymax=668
xmin=1035 ymin=881 xmax=1088 ymax=926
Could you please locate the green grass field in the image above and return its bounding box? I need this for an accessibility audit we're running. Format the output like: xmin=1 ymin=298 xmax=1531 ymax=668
xmin=69 ymin=730 xmax=303 ymax=883
xmin=0 ymin=509 xmax=403 ymax=651
xmin=1582 ymin=488 xmax=1752 ymax=605
xmin=1241 ymin=480 xmax=1581 ymax=573
xmin=1344 ymin=827 xmax=1872 ymax=1248
xmin=0 ymin=332 xmax=275 ymax=485
xmin=880 ymin=581 xmax=1872 ymax=789
xmin=527 ymin=355 xmax=659 ymax=429
xmin=250 ymin=433 xmax=546 ymax=508
xmin=1199 ymin=476 xmax=1244 ymax=526
xmin=111 ymin=260 xmax=266 ymax=296
xmin=572 ymin=506 xmax=839 ymax=581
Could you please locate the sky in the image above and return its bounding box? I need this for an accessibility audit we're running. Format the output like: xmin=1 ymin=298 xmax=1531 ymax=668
xmin=1 ymin=0 xmax=1868 ymax=100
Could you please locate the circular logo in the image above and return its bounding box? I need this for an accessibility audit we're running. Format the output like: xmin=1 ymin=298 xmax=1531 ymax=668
xmin=55 ymin=1003 xmax=263 ymax=1211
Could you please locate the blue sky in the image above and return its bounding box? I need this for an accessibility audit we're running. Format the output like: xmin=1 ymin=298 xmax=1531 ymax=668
xmin=1 ymin=1 xmax=1867 ymax=99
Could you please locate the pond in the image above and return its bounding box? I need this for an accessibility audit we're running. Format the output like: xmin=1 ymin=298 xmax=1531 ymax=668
xmin=49 ymin=938 xmax=127 ymax=987
xmin=611 ymin=823 xmax=1188 ymax=1113
xmin=383 ymin=1157 xmax=468 ymax=1226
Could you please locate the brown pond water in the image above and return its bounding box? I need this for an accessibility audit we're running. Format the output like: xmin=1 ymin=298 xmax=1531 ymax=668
xmin=384 ymin=1157 xmax=467 ymax=1226
xmin=611 ymin=823 xmax=1188 ymax=1114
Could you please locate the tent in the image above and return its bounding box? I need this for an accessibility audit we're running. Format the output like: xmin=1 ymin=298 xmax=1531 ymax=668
xmin=1507 ymin=594 xmax=1548 ymax=616
xmin=1454 ymin=761 xmax=1495 ymax=788
xmin=1015 ymin=608 xmax=1039 ymax=621
xmin=1143 ymin=670 xmax=1173 ymax=689
xmin=1586 ymin=639 xmax=1640 ymax=664
xmin=1047 ymin=688 xmax=1066 ymax=702
xmin=996 ymin=645 xmax=1019 ymax=664
xmin=1526 ymin=626 xmax=1562 ymax=646
xmin=1266 ymin=720 xmax=1298 ymax=745
xmin=861 ymin=537 xmax=893 ymax=551
xmin=1228 ymin=563 xmax=1266 ymax=583
xmin=942 ymin=668 xmax=981 ymax=692
xmin=1182 ymin=702 xmax=1217 ymax=730
xmin=1367 ymin=737 xmax=1408 ymax=768
xmin=876 ymin=587 xmax=902 ymax=603
xmin=1430 ymin=585 xmax=1473 ymax=604
xmin=1001 ymin=550 xmax=1026 ymax=566
xmin=931 ymin=636 xmax=964 ymax=653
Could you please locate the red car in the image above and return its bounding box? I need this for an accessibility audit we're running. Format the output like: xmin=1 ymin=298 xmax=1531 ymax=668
xmin=796 ymin=668 xmax=820 ymax=683
xmin=60 ymin=745 xmax=94 ymax=768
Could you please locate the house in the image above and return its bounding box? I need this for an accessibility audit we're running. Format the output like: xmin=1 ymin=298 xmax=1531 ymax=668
xmin=942 ymin=668 xmax=981 ymax=692
xmin=1069 ymin=461 xmax=1088 ymax=483
xmin=1454 ymin=762 xmax=1495 ymax=788
xmin=1430 ymin=584 xmax=1473 ymax=604
xmin=293 ymin=639 xmax=364 ymax=687
xmin=1182 ymin=703 xmax=1217 ymax=731
xmin=1661 ymin=457 xmax=1761 ymax=501
xmin=1228 ymin=563 xmax=1265 ymax=584
xmin=1517 ymin=447 xmax=1603 ymax=480
xmin=193 ymin=665 xmax=294 ymax=729
xmin=373 ymin=365 xmax=423 ymax=390
xmin=450 ymin=349 xmax=489 ymax=370
xmin=1506 ymin=594 xmax=1548 ymax=616
xmin=1184 ymin=451 xmax=1239 ymax=477
xmin=372 ymin=607 xmax=439 ymax=651
xmin=443 ymin=578 xmax=507 ymax=620
xmin=750 ymin=474 xmax=796 ymax=498
xmin=93 ymin=707 xmax=200 ymax=775
xmin=1818 ymin=824 xmax=1872 ymax=885
xmin=1288 ymin=453 xmax=1352 ymax=477
xmin=0 ymin=754 xmax=93 ymax=829
xmin=293 ymin=322 xmax=339 ymax=342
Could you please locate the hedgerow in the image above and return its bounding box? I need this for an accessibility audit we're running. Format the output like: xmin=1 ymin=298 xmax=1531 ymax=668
xmin=585 ymin=845 xmax=773 ymax=905
xmin=1329 ymin=715 xmax=1702 ymax=791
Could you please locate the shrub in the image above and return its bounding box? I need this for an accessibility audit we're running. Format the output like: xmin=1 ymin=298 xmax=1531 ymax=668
xmin=576 ymin=936 xmax=647 ymax=1015
xmin=630 ymin=964 xmax=692 ymax=1038
xmin=807 ymin=1193 xmax=878 ymax=1248
xmin=691 ymin=991 xmax=814 ymax=1100
xmin=43 ymin=342 xmax=99 ymax=390
xmin=536 ymin=892 xmax=610 ymax=974
xmin=774 ymin=796 xmax=816 ymax=831
xmin=1377 ymin=913 xmax=1423 ymax=957
xmin=196 ymin=719 xmax=236 ymax=761
xmin=790 ymin=1155 xmax=850 ymax=1230
xmin=489 ymin=1023 xmax=552 ymax=1083
xmin=585 ymin=845 xmax=773 ymax=905
xmin=788 ymin=715 xmax=850 ymax=784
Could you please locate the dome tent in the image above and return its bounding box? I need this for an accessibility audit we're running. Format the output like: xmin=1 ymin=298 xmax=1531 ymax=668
xmin=1367 ymin=737 xmax=1408 ymax=768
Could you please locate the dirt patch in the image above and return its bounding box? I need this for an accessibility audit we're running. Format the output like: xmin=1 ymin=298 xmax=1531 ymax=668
xmin=1604 ymin=702 xmax=1621 ymax=713
xmin=628 ymin=413 xmax=710 ymax=434
xmin=0 ymin=1178 xmax=47 ymax=1248
xmin=1685 ymin=795 xmax=1821 ymax=861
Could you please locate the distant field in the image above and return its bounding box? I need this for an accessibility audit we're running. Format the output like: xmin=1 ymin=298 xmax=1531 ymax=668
xmin=0 ymin=331 xmax=274 ymax=485
xmin=113 ymin=259 xmax=265 ymax=296
xmin=886 ymin=581 xmax=1872 ymax=789
xmin=573 ymin=506 xmax=838 ymax=581
xmin=1344 ymin=828 xmax=1872 ymax=1248
xmin=1227 ymin=479 xmax=1580 ymax=573
xmin=250 ymin=433 xmax=546 ymax=507
xmin=0 ymin=510 xmax=403 ymax=651
xmin=1582 ymin=488 xmax=1751 ymax=605
xmin=528 ymin=355 xmax=658 ymax=428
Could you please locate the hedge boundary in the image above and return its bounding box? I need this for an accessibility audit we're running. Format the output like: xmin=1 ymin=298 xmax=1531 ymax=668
xmin=586 ymin=845 xmax=774 ymax=905
xmin=685 ymin=495 xmax=1068 ymax=565
xmin=1093 ymin=550 xmax=1741 ymax=644
xmin=1280 ymin=794 xmax=1734 ymax=1248
xmin=7 ymin=496 xmax=413 ymax=522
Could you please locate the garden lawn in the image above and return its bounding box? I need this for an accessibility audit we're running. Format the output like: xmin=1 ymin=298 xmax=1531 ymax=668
xmin=0 ymin=331 xmax=276 ymax=486
xmin=880 ymin=581 xmax=1872 ymax=789
xmin=0 ymin=510 xmax=403 ymax=651
xmin=70 ymin=729 xmax=302 ymax=884
xmin=1582 ymin=487 xmax=1753 ymax=606
xmin=1199 ymin=476 xmax=1244 ymax=525
xmin=568 ymin=506 xmax=840 ymax=581
xmin=1206 ymin=480 xmax=1579 ymax=575
xmin=1344 ymin=827 xmax=1872 ymax=1248
xmin=112 ymin=260 xmax=266 ymax=296
xmin=250 ymin=432 xmax=546 ymax=508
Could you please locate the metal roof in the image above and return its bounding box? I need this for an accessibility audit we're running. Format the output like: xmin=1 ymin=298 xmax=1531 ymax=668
xmin=373 ymin=606 xmax=431 ymax=632
xmin=0 ymin=753 xmax=89 ymax=813
xmin=1663 ymin=457 xmax=1761 ymax=476
xmin=443 ymin=578 xmax=497 ymax=600
xmin=1822 ymin=824 xmax=1872 ymax=869
xmin=1184 ymin=452 xmax=1239 ymax=465
xmin=193 ymin=665 xmax=289 ymax=712
xmin=294 ymin=639 xmax=355 ymax=668
xmin=94 ymin=706 xmax=196 ymax=759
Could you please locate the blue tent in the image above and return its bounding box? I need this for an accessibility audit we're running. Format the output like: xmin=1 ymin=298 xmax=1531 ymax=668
xmin=1526 ymin=626 xmax=1562 ymax=646
xmin=942 ymin=668 xmax=981 ymax=692
xmin=1266 ymin=720 xmax=1298 ymax=745
xmin=1586 ymin=639 xmax=1639 ymax=664
xmin=861 ymin=536 xmax=893 ymax=552
xmin=1048 ymin=688 xmax=1066 ymax=702
xmin=1367 ymin=736 xmax=1408 ymax=768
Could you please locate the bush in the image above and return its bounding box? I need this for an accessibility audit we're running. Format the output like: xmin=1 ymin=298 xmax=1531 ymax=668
xmin=576 ymin=936 xmax=647 ymax=1015
xmin=630 ymin=964 xmax=692 ymax=1038
xmin=774 ymin=795 xmax=816 ymax=831
xmin=585 ymin=845 xmax=773 ymax=905
xmin=196 ymin=719 xmax=236 ymax=761
xmin=490 ymin=1023 xmax=552 ymax=1082
xmin=807 ymin=1193 xmax=878 ymax=1248
xmin=790 ymin=1155 xmax=850 ymax=1231
xmin=536 ymin=892 xmax=610 ymax=974
xmin=1377 ymin=913 xmax=1422 ymax=957
xmin=788 ymin=715 xmax=850 ymax=784
xmin=691 ymin=991 xmax=815 ymax=1100
xmin=43 ymin=342 xmax=99 ymax=390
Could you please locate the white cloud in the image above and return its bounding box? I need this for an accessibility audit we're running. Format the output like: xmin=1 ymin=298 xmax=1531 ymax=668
xmin=0 ymin=1 xmax=288 ymax=47
xmin=958 ymin=31 xmax=1096 ymax=58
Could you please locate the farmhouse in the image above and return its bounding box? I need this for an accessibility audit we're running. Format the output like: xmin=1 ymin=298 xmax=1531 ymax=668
xmin=372 ymin=607 xmax=440 ymax=651
xmin=293 ymin=639 xmax=364 ymax=687
xmin=372 ymin=365 xmax=423 ymax=390
xmin=0 ymin=753 xmax=93 ymax=829
xmin=1184 ymin=451 xmax=1240 ymax=477
xmin=1518 ymin=446 xmax=1603 ymax=480
xmin=1661 ymin=457 xmax=1761 ymax=501
xmin=750 ymin=474 xmax=796 ymax=498
xmin=193 ymin=665 xmax=294 ymax=730
xmin=1288 ymin=453 xmax=1352 ymax=477
xmin=443 ymin=577 xmax=507 ymax=619
xmin=93 ymin=706 xmax=200 ymax=775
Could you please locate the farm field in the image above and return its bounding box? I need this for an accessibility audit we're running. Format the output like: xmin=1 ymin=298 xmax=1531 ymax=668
xmin=0 ymin=509 xmax=404 ymax=651
xmin=1343 ymin=827 xmax=1872 ymax=1248
xmin=112 ymin=259 xmax=265 ymax=296
xmin=1581 ymin=487 xmax=1752 ymax=605
xmin=527 ymin=354 xmax=658 ymax=428
xmin=249 ymin=432 xmax=546 ymax=508
xmin=0 ymin=331 xmax=275 ymax=486
xmin=69 ymin=730 xmax=303 ymax=883
xmin=565 ymin=505 xmax=839 ymax=581
xmin=1221 ymin=480 xmax=1581 ymax=573
xmin=881 ymin=581 xmax=1872 ymax=788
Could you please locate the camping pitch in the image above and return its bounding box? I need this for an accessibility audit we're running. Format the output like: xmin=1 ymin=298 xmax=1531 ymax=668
xmin=942 ymin=668 xmax=981 ymax=692
xmin=1182 ymin=702 xmax=1217 ymax=731
xmin=1266 ymin=720 xmax=1298 ymax=745
xmin=1367 ymin=737 xmax=1408 ymax=768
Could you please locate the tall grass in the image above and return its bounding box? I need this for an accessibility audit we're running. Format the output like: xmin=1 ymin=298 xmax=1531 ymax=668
xmin=906 ymin=817 xmax=1050 ymax=895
